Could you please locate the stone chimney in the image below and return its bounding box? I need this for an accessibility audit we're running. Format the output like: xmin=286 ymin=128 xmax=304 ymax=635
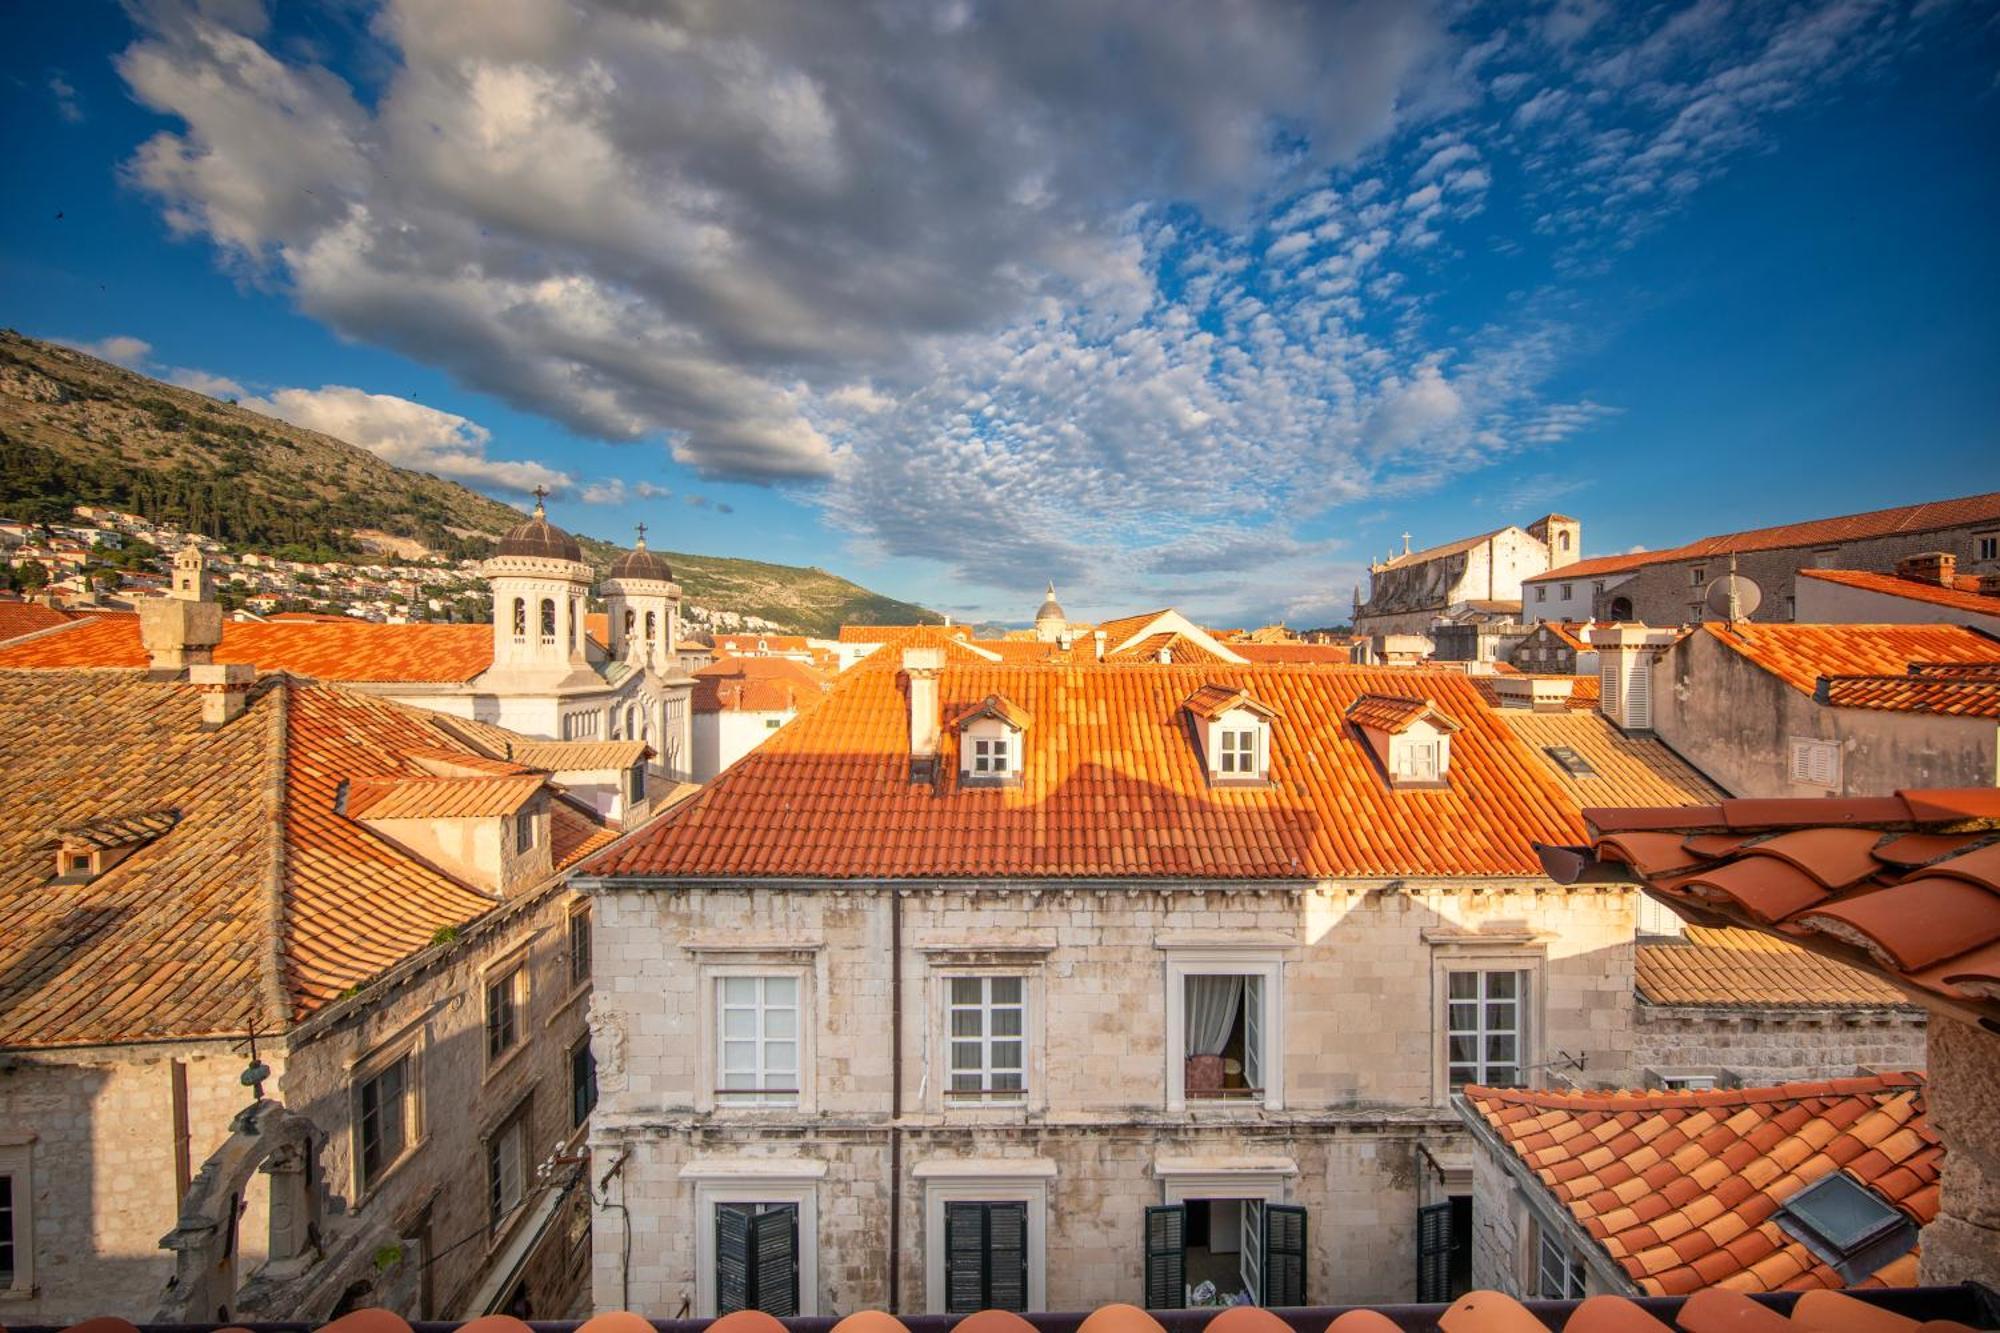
xmin=140 ymin=584 xmax=223 ymax=676
xmin=190 ymin=662 xmax=254 ymax=726
xmin=1895 ymin=551 xmax=1956 ymax=588
xmin=902 ymin=646 xmax=944 ymax=782
xmin=1093 ymin=630 xmax=1107 ymax=661
xmin=1595 ymin=624 xmax=1674 ymax=732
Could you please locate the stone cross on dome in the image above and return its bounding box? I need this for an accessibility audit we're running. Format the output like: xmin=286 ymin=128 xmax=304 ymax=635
xmin=634 ymin=522 xmax=648 ymax=549
xmin=531 ymin=484 xmax=549 ymax=516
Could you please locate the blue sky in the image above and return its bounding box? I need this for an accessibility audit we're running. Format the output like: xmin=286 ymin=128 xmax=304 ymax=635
xmin=3 ymin=0 xmax=1995 ymax=627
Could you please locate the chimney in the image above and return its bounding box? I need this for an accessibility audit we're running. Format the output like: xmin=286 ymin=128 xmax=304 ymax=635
xmin=1093 ymin=630 xmax=1107 ymax=661
xmin=190 ymin=662 xmax=254 ymax=726
xmin=902 ymin=646 xmax=944 ymax=782
xmin=139 ymin=594 xmax=223 ymax=676
xmin=1977 ymin=572 xmax=2000 ymax=597
xmin=1895 ymin=551 xmax=1955 ymax=588
xmin=1595 ymin=624 xmax=1668 ymax=732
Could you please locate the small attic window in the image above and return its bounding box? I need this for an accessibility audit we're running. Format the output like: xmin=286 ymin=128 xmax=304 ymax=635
xmin=1544 ymin=745 xmax=1597 ymax=778
xmin=1774 ymin=1173 xmax=1917 ymax=1284
xmin=1184 ymin=685 xmax=1278 ymax=787
xmin=50 ymin=808 xmax=182 ymax=884
xmin=949 ymin=693 xmax=1031 ymax=787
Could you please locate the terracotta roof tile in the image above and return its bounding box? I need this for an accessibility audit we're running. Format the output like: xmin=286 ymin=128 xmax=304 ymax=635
xmin=588 ymin=664 xmax=1590 ymax=881
xmin=693 ymin=655 xmax=835 ymax=714
xmin=1700 ymin=622 xmax=2000 ymax=696
xmin=506 ymin=739 xmax=652 ymax=771
xmin=1556 ymin=791 xmax=2000 ymax=1026
xmin=1232 ymin=642 xmax=1354 ymax=664
xmin=1495 ymin=710 xmax=1723 ymax=811
xmin=345 ymin=773 xmax=546 ymax=819
xmin=1636 ymin=927 xmax=1914 ymax=1008
xmin=1464 ymin=1075 xmax=1938 ymax=1297
xmin=1798 ymin=567 xmax=2000 ymax=618
xmin=1816 ymin=674 xmax=2000 ymax=719
xmin=0 ymin=614 xmax=495 ymax=682
xmin=1345 ymin=693 xmax=1460 ymax=734
xmin=0 ymin=599 xmax=75 ymax=642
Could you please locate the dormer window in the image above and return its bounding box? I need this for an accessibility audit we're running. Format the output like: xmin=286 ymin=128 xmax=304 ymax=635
xmin=51 ymin=808 xmax=182 ymax=884
xmin=1183 ymin=685 xmax=1278 ymax=786
xmin=1347 ymin=694 xmax=1461 ymax=789
xmin=947 ymin=694 xmax=1031 ymax=787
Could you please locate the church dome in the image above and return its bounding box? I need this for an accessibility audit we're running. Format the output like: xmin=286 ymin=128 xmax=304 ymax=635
xmin=496 ymin=493 xmax=582 ymax=563
xmin=1035 ymin=582 xmax=1066 ymax=623
xmin=608 ymin=528 xmax=673 ymax=582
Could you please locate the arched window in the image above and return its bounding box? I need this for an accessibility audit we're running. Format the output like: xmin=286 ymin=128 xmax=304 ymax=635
xmin=512 ymin=598 xmax=527 ymax=640
xmin=623 ymin=609 xmax=636 ymax=641
xmin=569 ymin=598 xmax=580 ymax=651
xmin=1609 ymin=596 xmax=1633 ymax=621
xmin=626 ymin=703 xmax=638 ymax=736
xmin=1559 ymin=531 xmax=1572 ymax=552
xmin=645 ymin=611 xmax=657 ymax=644
xmin=540 ymin=598 xmax=557 ymax=641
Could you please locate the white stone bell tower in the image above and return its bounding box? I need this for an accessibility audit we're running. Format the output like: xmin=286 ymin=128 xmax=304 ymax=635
xmin=602 ymin=522 xmax=682 ymax=677
xmin=480 ymin=488 xmax=594 ymax=685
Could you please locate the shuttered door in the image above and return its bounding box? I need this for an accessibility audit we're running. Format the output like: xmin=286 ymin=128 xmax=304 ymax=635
xmin=1143 ymin=1204 xmax=1187 ymax=1310
xmin=716 ymin=1204 xmax=799 ymax=1316
xmin=945 ymin=1201 xmax=1029 ymax=1312
xmin=1415 ymin=1202 xmax=1453 ymax=1304
xmin=1261 ymin=1205 xmax=1308 ymax=1308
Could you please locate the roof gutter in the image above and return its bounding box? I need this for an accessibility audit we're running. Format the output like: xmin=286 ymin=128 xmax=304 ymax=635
xmin=571 ymin=873 xmax=1571 ymax=894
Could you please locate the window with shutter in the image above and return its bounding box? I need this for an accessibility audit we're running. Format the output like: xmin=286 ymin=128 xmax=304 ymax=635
xmin=944 ymin=1201 xmax=1028 ymax=1313
xmin=1788 ymin=738 xmax=1841 ymax=789
xmin=1415 ymin=1202 xmax=1453 ymax=1303
xmin=1143 ymin=1204 xmax=1187 ymax=1310
xmin=716 ymin=1203 xmax=800 ymax=1316
xmin=1261 ymin=1204 xmax=1308 ymax=1307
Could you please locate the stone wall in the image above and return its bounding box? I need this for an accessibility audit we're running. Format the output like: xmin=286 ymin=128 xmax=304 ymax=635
xmin=1918 ymin=1014 xmax=2000 ymax=1288
xmin=586 ymin=879 xmax=1640 ymax=1314
xmin=1466 ymin=1139 xmax=1524 ymax=1296
xmin=1633 ymin=1005 xmax=1927 ymax=1084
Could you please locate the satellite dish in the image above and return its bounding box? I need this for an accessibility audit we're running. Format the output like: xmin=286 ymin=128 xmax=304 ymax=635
xmin=1704 ymin=572 xmax=1762 ymax=620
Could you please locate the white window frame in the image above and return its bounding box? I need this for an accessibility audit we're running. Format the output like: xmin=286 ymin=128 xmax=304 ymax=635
xmin=716 ymin=975 xmax=803 ymax=1108
xmin=1218 ymin=726 xmax=1260 ymax=776
xmin=352 ymin=1031 xmax=425 ymax=1202
xmin=0 ymin=1138 xmax=33 ymax=1296
xmin=1533 ymin=1222 xmax=1588 ymax=1300
xmin=1161 ymin=948 xmax=1285 ymax=1112
xmin=917 ymin=1160 xmax=1054 ymax=1314
xmin=971 ymin=735 xmax=1011 ymax=776
xmin=1444 ymin=968 xmax=1527 ymax=1091
xmin=684 ymin=1161 xmax=824 ymax=1318
xmin=1430 ymin=945 xmax=1544 ymax=1102
xmin=943 ymin=974 xmax=1029 ymax=1108
xmin=484 ymin=1096 xmax=532 ymax=1232
xmin=697 ymin=961 xmax=817 ymax=1114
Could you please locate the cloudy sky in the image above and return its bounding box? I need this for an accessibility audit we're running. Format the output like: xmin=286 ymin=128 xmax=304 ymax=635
xmin=4 ymin=0 xmax=1996 ymax=625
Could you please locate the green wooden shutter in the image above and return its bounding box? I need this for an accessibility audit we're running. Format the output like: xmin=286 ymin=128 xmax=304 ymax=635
xmin=1144 ymin=1204 xmax=1187 ymax=1310
xmin=946 ymin=1202 xmax=1030 ymax=1313
xmin=1415 ymin=1202 xmax=1453 ymax=1304
xmin=716 ymin=1205 xmax=751 ymax=1314
xmin=986 ymin=1202 xmax=1029 ymax=1311
xmin=1262 ymin=1204 xmax=1308 ymax=1308
xmin=752 ymin=1206 xmax=800 ymax=1317
xmin=945 ymin=1203 xmax=986 ymax=1313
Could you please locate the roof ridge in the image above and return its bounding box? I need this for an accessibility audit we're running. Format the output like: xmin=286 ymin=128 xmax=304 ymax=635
xmin=260 ymin=674 xmax=297 ymax=1035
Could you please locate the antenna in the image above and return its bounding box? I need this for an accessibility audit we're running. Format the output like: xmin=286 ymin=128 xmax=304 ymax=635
xmin=1703 ymin=552 xmax=1762 ymax=622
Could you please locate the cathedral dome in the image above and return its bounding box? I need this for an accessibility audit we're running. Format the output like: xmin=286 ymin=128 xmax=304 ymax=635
xmin=608 ymin=528 xmax=673 ymax=582
xmin=1035 ymin=582 xmax=1066 ymax=624
xmin=495 ymin=493 xmax=583 ymax=563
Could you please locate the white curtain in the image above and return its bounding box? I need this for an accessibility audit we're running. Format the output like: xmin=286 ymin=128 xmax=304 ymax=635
xmin=1186 ymin=976 xmax=1243 ymax=1056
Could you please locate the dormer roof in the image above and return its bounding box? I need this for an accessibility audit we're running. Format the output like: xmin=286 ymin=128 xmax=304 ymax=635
xmin=945 ymin=693 xmax=1032 ymax=732
xmin=54 ymin=807 xmax=182 ymax=852
xmin=1345 ymin=693 xmax=1461 ymax=735
xmin=1183 ymin=683 xmax=1279 ymax=722
xmin=344 ymin=773 xmax=546 ymax=820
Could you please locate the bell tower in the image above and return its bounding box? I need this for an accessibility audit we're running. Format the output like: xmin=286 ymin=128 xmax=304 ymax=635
xmin=603 ymin=522 xmax=683 ymax=677
xmin=481 ymin=488 xmax=593 ymax=682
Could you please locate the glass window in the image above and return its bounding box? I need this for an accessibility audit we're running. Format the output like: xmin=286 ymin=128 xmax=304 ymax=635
xmin=571 ymin=1040 xmax=598 ymax=1128
xmin=1446 ymin=969 xmax=1525 ymax=1089
xmin=1183 ymin=973 xmax=1264 ymax=1101
xmin=1559 ymin=583 xmax=1572 ymax=599
xmin=486 ymin=967 xmax=523 ymax=1063
xmin=1536 ymin=1229 xmax=1586 ymax=1299
xmin=487 ymin=1110 xmax=527 ymax=1227
xmin=1535 ymin=586 xmax=1547 ymax=602
xmin=515 ymin=808 xmax=537 ymax=854
xmin=1219 ymin=727 xmax=1259 ymax=775
xmin=971 ymin=735 xmax=1011 ymax=775
xmin=718 ymin=976 xmax=800 ymax=1105
xmin=1980 ymin=535 xmax=1998 ymax=561
xmin=358 ymin=1054 xmax=413 ymax=1189
xmin=947 ymin=976 xmax=1026 ymax=1103
xmin=0 ymin=1172 xmax=14 ymax=1290
xmin=569 ymin=906 xmax=592 ymax=987
xmin=1689 ymin=567 xmax=1706 ymax=586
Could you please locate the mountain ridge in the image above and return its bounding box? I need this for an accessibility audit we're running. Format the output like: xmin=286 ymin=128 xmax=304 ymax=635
xmin=0 ymin=329 xmax=937 ymax=636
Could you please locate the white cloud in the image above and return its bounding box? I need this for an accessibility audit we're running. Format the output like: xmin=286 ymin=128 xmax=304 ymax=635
xmin=49 ymin=74 xmax=83 ymax=123
xmin=580 ymin=478 xmax=674 ymax=504
xmin=167 ymin=367 xmax=248 ymax=399
xmin=59 ymin=334 xmax=154 ymax=368
xmin=237 ymin=384 xmax=570 ymax=496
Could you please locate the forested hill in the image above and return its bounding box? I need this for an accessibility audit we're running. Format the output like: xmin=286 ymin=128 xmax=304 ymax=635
xmin=0 ymin=330 xmax=936 ymax=635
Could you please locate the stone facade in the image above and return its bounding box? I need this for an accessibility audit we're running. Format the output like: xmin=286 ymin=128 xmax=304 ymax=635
xmin=1632 ymin=1005 xmax=1927 ymax=1086
xmin=0 ymin=883 xmax=591 ymax=1324
xmin=1354 ymin=519 xmax=1577 ymax=638
xmin=1917 ymin=1015 xmax=2000 ymax=1288
xmin=584 ymin=878 xmax=1640 ymax=1315
xmin=1649 ymin=630 xmax=1998 ymax=797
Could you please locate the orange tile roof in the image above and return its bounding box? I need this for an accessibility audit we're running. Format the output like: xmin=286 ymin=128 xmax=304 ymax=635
xmin=0 ymin=614 xmax=496 ymax=682
xmin=1345 ymin=692 xmax=1459 ymax=734
xmin=506 ymin=738 xmax=652 ymax=771
xmin=1524 ymin=491 xmax=2000 ymax=583
xmin=586 ymin=664 xmax=1589 ymax=881
xmin=838 ymin=622 xmax=967 ymax=643
xmin=945 ymin=692 xmax=1033 ymax=731
xmin=1637 ymin=927 xmax=1914 ymax=1009
xmin=1549 ymin=789 xmax=2000 ymax=1027
xmin=0 ymin=599 xmax=73 ymax=642
xmin=1464 ymin=1074 xmax=1938 ymax=1297
xmin=715 ymin=633 xmax=813 ymax=655
xmin=1798 ymin=567 xmax=2000 ymax=617
xmin=0 ymin=669 xmax=615 ymax=1047
xmin=844 ymin=623 xmax=1007 ymax=665
xmin=1111 ymin=631 xmax=1235 ymax=665
xmin=693 ymin=654 xmax=835 ymax=713
xmin=1701 ymin=621 xmax=2000 ymax=695
xmin=1815 ymin=672 xmax=2000 ymax=718
xmin=1495 ymin=709 xmax=1724 ymax=811
xmin=345 ymin=773 xmax=546 ymax=820
xmin=1232 ymin=642 xmax=1353 ymax=664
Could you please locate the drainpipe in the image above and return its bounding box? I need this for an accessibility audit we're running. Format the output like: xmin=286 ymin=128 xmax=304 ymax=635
xmin=888 ymin=888 xmax=904 ymax=1312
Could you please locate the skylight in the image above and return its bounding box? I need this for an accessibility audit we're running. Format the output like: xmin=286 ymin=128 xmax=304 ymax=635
xmin=1773 ymin=1172 xmax=1917 ymax=1284
xmin=1544 ymin=745 xmax=1598 ymax=778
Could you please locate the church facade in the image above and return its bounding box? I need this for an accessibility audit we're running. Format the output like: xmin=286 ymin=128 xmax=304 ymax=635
xmin=1351 ymin=515 xmax=1579 ymax=637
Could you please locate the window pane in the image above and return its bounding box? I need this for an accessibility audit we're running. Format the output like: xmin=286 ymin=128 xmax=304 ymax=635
xmin=1488 ymin=1065 xmax=1519 ymax=1087
xmin=1486 ymin=972 xmax=1516 ymax=999
xmin=951 ymin=1072 xmax=982 ymax=1092
xmin=722 ymin=977 xmax=757 ymax=1004
xmin=951 ymin=977 xmax=983 ymax=1005
xmin=951 ymin=1041 xmax=983 ymax=1071
xmin=951 ymin=1009 xmax=984 ymax=1038
xmin=723 ymin=1040 xmax=756 ymax=1071
xmin=764 ymin=1041 xmax=795 ymax=1073
xmin=993 ymin=1071 xmax=1024 ymax=1092
xmin=1448 ymin=1002 xmax=1477 ymax=1030
xmin=722 ymin=1071 xmax=756 ymax=1090
xmin=990 ymin=1007 xmax=1023 ymax=1037
xmin=1486 ymin=1002 xmax=1516 ymax=1030
xmin=723 ymin=1008 xmax=758 ymax=1038
xmin=1448 ymin=972 xmax=1477 ymax=999
xmin=764 ymin=977 xmax=797 ymax=1005
xmin=763 ymin=1007 xmax=796 ymax=1039
xmin=990 ymin=976 xmax=1023 ymax=1004
xmin=1486 ymin=1035 xmax=1517 ymax=1063
xmin=992 ymin=1040 xmax=1023 ymax=1069
xmin=1448 ymin=1035 xmax=1478 ymax=1063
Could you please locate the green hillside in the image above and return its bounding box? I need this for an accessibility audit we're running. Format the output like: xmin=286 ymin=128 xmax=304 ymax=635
xmin=0 ymin=329 xmax=936 ymax=635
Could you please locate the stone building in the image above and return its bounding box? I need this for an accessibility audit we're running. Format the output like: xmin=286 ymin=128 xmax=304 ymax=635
xmin=1648 ymin=621 xmax=2000 ymax=798
xmin=1522 ymin=490 xmax=2000 ymax=626
xmin=1536 ymin=787 xmax=2000 ymax=1290
xmin=0 ymin=667 xmax=629 ymax=1323
xmin=1353 ymin=517 xmax=1578 ymax=637
xmin=575 ymin=646 xmax=1688 ymax=1317
xmin=690 ymin=655 xmax=834 ymax=781
xmin=0 ymin=508 xmax=696 ymax=783
xmin=1505 ymin=622 xmax=1595 ymax=677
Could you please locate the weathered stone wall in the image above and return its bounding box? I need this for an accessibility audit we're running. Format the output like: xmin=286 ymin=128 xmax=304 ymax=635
xmin=587 ymin=879 xmax=1639 ymax=1314
xmin=1633 ymin=1005 xmax=1927 ymax=1084
xmin=0 ymin=1041 xmax=282 ymax=1326
xmin=1467 ymin=1139 xmax=1524 ymax=1296
xmin=1917 ymin=1014 xmax=2000 ymax=1289
xmin=1651 ymin=631 xmax=1997 ymax=797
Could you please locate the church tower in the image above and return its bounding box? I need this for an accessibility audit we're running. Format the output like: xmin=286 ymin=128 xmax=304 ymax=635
xmin=481 ymin=489 xmax=594 ymax=684
xmin=602 ymin=524 xmax=683 ymax=677
xmin=171 ymin=536 xmax=213 ymax=602
xmin=1033 ymin=582 xmax=1068 ymax=643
